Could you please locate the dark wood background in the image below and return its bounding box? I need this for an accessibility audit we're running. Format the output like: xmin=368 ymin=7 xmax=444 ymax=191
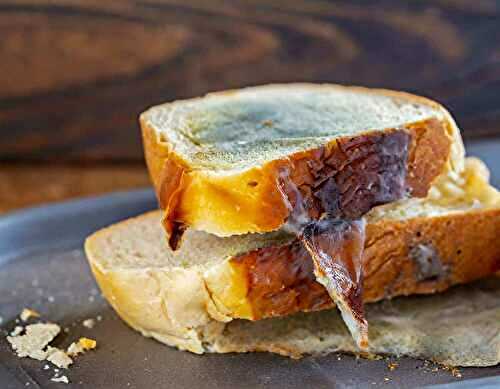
xmin=1 ymin=0 xmax=500 ymax=210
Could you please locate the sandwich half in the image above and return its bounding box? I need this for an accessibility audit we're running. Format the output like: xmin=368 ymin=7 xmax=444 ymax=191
xmin=141 ymin=83 xmax=463 ymax=240
xmin=140 ymin=84 xmax=466 ymax=347
xmin=85 ymin=158 xmax=500 ymax=360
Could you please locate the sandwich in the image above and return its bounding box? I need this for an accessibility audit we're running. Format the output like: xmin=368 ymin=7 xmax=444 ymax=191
xmin=85 ymin=84 xmax=500 ymax=365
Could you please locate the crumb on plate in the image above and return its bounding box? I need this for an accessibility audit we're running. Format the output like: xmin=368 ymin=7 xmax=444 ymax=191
xmin=20 ymin=308 xmax=40 ymax=322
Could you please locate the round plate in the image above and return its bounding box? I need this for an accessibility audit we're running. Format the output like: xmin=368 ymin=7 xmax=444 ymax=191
xmin=1 ymin=140 xmax=499 ymax=389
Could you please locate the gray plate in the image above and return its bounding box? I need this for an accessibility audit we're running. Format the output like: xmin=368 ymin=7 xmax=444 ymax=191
xmin=1 ymin=140 xmax=499 ymax=389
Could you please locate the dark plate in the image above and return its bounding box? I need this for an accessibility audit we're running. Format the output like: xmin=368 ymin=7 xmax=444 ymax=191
xmin=0 ymin=140 xmax=499 ymax=389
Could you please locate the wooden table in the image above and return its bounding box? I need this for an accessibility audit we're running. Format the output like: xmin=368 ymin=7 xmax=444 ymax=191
xmin=0 ymin=164 xmax=151 ymax=213
xmin=1 ymin=0 xmax=499 ymax=212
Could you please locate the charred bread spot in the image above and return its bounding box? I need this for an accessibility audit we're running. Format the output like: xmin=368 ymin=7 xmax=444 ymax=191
xmin=409 ymin=243 xmax=448 ymax=282
xmin=168 ymin=222 xmax=187 ymax=251
xmin=279 ymin=129 xmax=411 ymax=227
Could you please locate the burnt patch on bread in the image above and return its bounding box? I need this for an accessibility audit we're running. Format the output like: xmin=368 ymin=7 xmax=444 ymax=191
xmin=409 ymin=244 xmax=447 ymax=282
xmin=168 ymin=222 xmax=187 ymax=251
xmin=279 ymin=129 xmax=411 ymax=225
xmin=275 ymin=129 xmax=411 ymax=349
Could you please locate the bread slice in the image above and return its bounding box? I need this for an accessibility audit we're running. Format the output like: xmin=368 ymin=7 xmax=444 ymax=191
xmin=85 ymin=158 xmax=499 ymax=355
xmin=201 ymin=277 xmax=500 ymax=366
xmin=140 ymin=83 xmax=464 ymax=241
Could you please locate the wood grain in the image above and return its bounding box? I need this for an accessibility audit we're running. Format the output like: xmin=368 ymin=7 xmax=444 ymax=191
xmin=1 ymin=0 xmax=500 ymax=162
xmin=0 ymin=164 xmax=151 ymax=213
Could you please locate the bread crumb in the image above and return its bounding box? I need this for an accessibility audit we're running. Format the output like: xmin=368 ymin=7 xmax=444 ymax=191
xmin=47 ymin=296 xmax=55 ymax=303
xmin=67 ymin=338 xmax=97 ymax=356
xmin=46 ymin=347 xmax=73 ymax=369
xmin=82 ymin=319 xmax=95 ymax=329
xmin=384 ymin=377 xmax=391 ymax=382
xmin=79 ymin=338 xmax=97 ymax=349
xmin=51 ymin=375 xmax=69 ymax=384
xmin=20 ymin=308 xmax=40 ymax=322
xmin=6 ymin=311 xmax=99 ymax=385
xmin=10 ymin=326 xmax=24 ymax=337
xmin=7 ymin=323 xmax=60 ymax=360
xmin=96 ymin=315 xmax=102 ymax=322
xmin=443 ymin=365 xmax=462 ymax=378
xmin=66 ymin=342 xmax=82 ymax=356
xmin=387 ymin=362 xmax=399 ymax=371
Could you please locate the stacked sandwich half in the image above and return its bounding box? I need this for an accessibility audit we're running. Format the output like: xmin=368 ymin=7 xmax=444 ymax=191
xmin=85 ymin=84 xmax=500 ymax=362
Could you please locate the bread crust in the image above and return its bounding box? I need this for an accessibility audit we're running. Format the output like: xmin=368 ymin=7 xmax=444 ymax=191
xmin=142 ymin=103 xmax=454 ymax=239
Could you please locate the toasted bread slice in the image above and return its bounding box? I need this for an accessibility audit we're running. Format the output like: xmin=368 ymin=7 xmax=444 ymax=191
xmin=85 ymin=158 xmax=499 ymax=355
xmin=140 ymin=84 xmax=464 ymax=241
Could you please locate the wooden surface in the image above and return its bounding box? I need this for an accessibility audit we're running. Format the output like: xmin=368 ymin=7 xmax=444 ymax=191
xmin=1 ymin=0 xmax=500 ymax=162
xmin=1 ymin=0 xmax=499 ymax=211
xmin=0 ymin=164 xmax=151 ymax=213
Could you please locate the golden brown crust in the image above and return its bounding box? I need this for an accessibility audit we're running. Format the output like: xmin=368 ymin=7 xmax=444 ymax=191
xmin=142 ymin=117 xmax=451 ymax=239
xmin=405 ymin=119 xmax=453 ymax=197
xmin=142 ymin=121 xmax=189 ymax=247
xmin=227 ymin=207 xmax=500 ymax=320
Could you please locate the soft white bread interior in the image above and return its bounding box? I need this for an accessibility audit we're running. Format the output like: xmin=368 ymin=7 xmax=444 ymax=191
xmin=141 ymin=83 xmax=463 ymax=171
xmin=85 ymin=158 xmax=499 ymax=360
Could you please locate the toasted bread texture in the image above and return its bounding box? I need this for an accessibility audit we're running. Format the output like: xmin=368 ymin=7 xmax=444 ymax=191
xmin=85 ymin=158 xmax=499 ymax=357
xmin=140 ymin=83 xmax=464 ymax=238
